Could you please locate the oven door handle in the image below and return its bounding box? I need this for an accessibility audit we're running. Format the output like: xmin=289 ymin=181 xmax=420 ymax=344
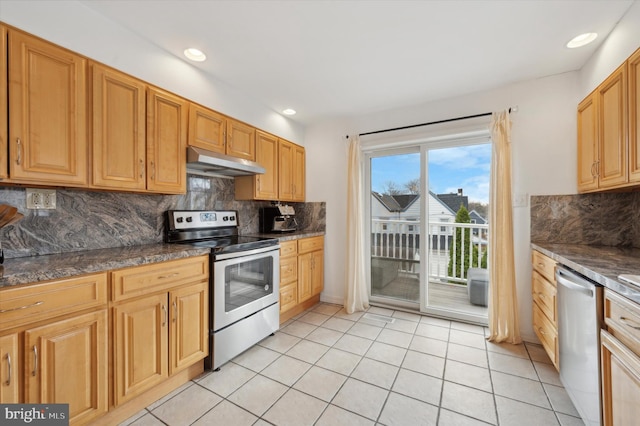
xmin=215 ymin=245 xmax=280 ymax=260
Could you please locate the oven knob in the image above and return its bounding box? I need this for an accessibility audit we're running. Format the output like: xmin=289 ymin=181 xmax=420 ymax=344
xmin=230 ymin=215 xmax=236 ymax=221
xmin=223 ymin=216 xmax=228 ymax=221
xmin=176 ymin=217 xmax=183 ymax=223
xmin=186 ymin=216 xmax=193 ymax=223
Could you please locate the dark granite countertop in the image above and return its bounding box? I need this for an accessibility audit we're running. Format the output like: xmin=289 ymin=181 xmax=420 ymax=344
xmin=246 ymin=231 xmax=325 ymax=242
xmin=0 ymin=244 xmax=211 ymax=289
xmin=532 ymin=242 xmax=640 ymax=304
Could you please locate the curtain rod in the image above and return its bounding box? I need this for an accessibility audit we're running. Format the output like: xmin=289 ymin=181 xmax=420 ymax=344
xmin=348 ymin=107 xmax=513 ymax=139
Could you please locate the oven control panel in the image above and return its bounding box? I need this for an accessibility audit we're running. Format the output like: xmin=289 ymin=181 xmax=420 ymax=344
xmin=169 ymin=210 xmax=237 ymax=230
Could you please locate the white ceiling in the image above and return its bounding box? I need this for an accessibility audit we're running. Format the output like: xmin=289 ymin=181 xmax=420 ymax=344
xmin=79 ymin=0 xmax=635 ymax=125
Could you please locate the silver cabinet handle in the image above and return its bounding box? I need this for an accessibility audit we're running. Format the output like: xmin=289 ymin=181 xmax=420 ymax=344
xmin=4 ymin=353 xmax=11 ymax=386
xmin=158 ymin=273 xmax=179 ymax=280
xmin=150 ymin=161 xmax=155 ymax=180
xmin=139 ymin=159 xmax=144 ymax=178
xmin=619 ymin=316 xmax=640 ymax=330
xmin=162 ymin=304 xmax=167 ymax=327
xmin=32 ymin=345 xmax=38 ymax=377
xmin=16 ymin=138 xmax=22 ymax=165
xmin=0 ymin=301 xmax=43 ymax=313
xmin=173 ymin=301 xmax=177 ymax=323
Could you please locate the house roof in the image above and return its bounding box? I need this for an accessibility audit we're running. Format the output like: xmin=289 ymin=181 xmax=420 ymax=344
xmin=371 ymin=192 xmax=419 ymax=213
xmin=469 ymin=210 xmax=487 ymax=224
xmin=437 ymin=193 xmax=469 ymax=213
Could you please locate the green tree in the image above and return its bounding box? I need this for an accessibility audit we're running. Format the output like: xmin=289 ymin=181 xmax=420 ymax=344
xmin=448 ymin=205 xmax=474 ymax=283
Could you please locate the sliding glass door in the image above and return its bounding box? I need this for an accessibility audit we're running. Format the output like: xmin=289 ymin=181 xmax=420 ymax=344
xmin=365 ymin=141 xmax=491 ymax=324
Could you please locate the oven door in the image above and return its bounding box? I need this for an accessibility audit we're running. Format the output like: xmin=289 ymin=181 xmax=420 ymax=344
xmin=213 ymin=245 xmax=280 ymax=330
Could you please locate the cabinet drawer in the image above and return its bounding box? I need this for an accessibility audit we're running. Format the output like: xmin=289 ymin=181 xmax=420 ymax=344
xmin=298 ymin=236 xmax=324 ymax=254
xmin=280 ymin=240 xmax=297 ymax=258
xmin=280 ymin=283 xmax=297 ymax=313
xmin=604 ymin=289 xmax=640 ymax=357
xmin=280 ymin=255 xmax=297 ymax=285
xmin=0 ymin=273 xmax=108 ymax=331
xmin=532 ymin=250 xmax=556 ymax=283
xmin=111 ymin=255 xmax=208 ymax=302
xmin=533 ymin=302 xmax=558 ymax=368
xmin=532 ymin=270 xmax=557 ymax=324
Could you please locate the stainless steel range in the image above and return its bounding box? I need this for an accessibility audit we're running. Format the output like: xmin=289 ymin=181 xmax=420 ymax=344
xmin=165 ymin=210 xmax=280 ymax=370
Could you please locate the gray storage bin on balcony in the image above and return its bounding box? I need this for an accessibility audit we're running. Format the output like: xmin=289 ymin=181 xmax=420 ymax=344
xmin=467 ymin=267 xmax=489 ymax=306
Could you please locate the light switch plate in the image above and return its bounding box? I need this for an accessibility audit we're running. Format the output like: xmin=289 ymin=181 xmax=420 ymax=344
xmin=26 ymin=188 xmax=56 ymax=209
xmin=513 ymin=193 xmax=528 ymax=208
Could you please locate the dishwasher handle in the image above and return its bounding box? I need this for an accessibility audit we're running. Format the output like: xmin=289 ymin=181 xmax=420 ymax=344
xmin=556 ymin=267 xmax=597 ymax=298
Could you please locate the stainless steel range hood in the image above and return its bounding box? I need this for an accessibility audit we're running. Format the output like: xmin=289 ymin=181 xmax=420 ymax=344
xmin=186 ymin=146 xmax=265 ymax=177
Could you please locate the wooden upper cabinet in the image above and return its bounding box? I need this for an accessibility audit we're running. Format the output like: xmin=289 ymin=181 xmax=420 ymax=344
xmin=146 ymin=87 xmax=188 ymax=194
xmin=188 ymin=103 xmax=226 ymax=154
xmin=227 ymin=118 xmax=255 ymax=161
xmin=278 ymin=139 xmax=295 ymax=201
xmin=292 ymin=143 xmax=305 ymax=201
xmin=0 ymin=25 xmax=7 ymax=180
xmin=25 ymin=310 xmax=108 ymax=424
xmin=598 ymin=63 xmax=628 ymax=189
xmin=629 ymin=48 xmax=640 ymax=182
xmin=234 ymin=130 xmax=278 ymax=200
xmin=8 ymin=29 xmax=88 ymax=186
xmin=577 ymin=93 xmax=599 ymax=192
xmin=91 ymin=63 xmax=146 ymax=190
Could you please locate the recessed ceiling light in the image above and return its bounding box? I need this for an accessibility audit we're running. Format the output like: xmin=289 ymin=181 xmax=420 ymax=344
xmin=282 ymin=109 xmax=297 ymax=116
xmin=184 ymin=48 xmax=206 ymax=62
xmin=566 ymin=33 xmax=598 ymax=49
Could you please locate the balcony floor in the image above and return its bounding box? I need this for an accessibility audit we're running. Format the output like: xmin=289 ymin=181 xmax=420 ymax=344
xmin=371 ymin=272 xmax=488 ymax=317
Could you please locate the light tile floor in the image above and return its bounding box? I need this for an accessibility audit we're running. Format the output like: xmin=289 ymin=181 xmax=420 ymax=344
xmin=119 ymin=303 xmax=584 ymax=426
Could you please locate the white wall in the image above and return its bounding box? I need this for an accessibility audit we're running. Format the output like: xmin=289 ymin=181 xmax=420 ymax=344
xmin=307 ymin=71 xmax=579 ymax=341
xmin=0 ymin=0 xmax=304 ymax=143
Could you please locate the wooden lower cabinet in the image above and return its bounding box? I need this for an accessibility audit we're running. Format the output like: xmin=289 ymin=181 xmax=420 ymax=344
xmin=279 ymin=236 xmax=324 ymax=323
xmin=0 ymin=333 xmax=19 ymax=403
xmin=601 ymin=329 xmax=640 ymax=426
xmin=113 ymin=293 xmax=168 ymax=405
xmin=531 ymin=250 xmax=558 ymax=369
xmin=25 ymin=310 xmax=108 ymax=425
xmin=170 ymin=282 xmax=208 ymax=374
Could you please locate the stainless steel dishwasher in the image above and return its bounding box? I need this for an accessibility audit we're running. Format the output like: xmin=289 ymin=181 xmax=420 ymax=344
xmin=556 ymin=266 xmax=604 ymax=426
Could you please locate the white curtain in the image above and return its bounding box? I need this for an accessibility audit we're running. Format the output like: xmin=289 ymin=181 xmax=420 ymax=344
xmin=487 ymin=110 xmax=522 ymax=344
xmin=345 ymin=135 xmax=370 ymax=314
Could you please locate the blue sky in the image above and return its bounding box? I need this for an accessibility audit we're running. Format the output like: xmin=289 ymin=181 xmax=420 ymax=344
xmin=370 ymin=143 xmax=491 ymax=204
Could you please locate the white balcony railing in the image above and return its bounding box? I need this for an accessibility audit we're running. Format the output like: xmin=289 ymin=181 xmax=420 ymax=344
xmin=371 ymin=219 xmax=488 ymax=284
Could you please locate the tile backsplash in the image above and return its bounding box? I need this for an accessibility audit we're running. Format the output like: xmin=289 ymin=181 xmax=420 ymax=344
xmin=0 ymin=175 xmax=325 ymax=259
xmin=530 ymin=192 xmax=640 ymax=247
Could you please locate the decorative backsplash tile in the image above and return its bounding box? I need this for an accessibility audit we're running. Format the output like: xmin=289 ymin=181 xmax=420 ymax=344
xmin=530 ymin=193 xmax=639 ymax=247
xmin=0 ymin=175 xmax=325 ymax=259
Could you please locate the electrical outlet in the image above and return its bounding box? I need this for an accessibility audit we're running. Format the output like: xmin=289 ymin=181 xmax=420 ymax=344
xmin=26 ymin=188 xmax=56 ymax=210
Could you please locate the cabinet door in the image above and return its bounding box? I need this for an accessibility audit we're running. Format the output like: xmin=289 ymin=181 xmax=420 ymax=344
xmin=278 ymin=139 xmax=294 ymax=201
xmin=25 ymin=310 xmax=108 ymax=424
xmin=630 ymin=48 xmax=640 ymax=182
xmin=188 ymin=103 xmax=226 ymax=154
xmin=113 ymin=293 xmax=168 ymax=405
xmin=170 ymin=282 xmax=208 ymax=375
xmin=8 ymin=30 xmax=87 ymax=186
xmin=146 ymin=87 xmax=188 ymax=194
xmin=598 ymin=63 xmax=628 ymax=189
xmin=311 ymin=250 xmax=324 ymax=296
xmin=226 ymin=118 xmax=255 ymax=161
xmin=292 ymin=144 xmax=305 ymax=201
xmin=577 ymin=93 xmax=599 ymax=192
xmin=91 ymin=63 xmax=146 ymax=190
xmin=0 ymin=334 xmax=19 ymax=403
xmin=255 ymin=131 xmax=278 ymax=200
xmin=0 ymin=25 xmax=7 ymax=180
xmin=297 ymin=252 xmax=313 ymax=303
xmin=601 ymin=330 xmax=640 ymax=426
